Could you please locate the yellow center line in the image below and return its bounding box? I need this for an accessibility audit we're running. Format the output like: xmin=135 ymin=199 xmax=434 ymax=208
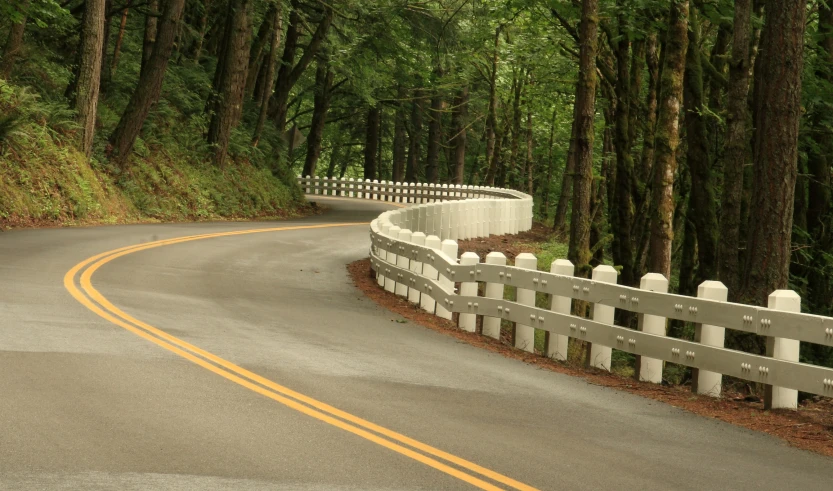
xmin=63 ymin=222 xmax=538 ymax=491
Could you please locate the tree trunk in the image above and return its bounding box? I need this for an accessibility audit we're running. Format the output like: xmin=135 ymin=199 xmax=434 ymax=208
xmin=484 ymin=27 xmax=501 ymax=186
xmin=252 ymin=5 xmax=282 ymax=147
xmin=141 ymin=0 xmax=159 ymax=73
xmin=425 ymin=72 xmax=444 ymax=183
xmin=807 ymin=3 xmax=833 ymax=309
xmin=405 ymin=89 xmax=424 ymax=182
xmin=683 ymin=8 xmax=718 ymax=284
xmin=191 ymin=0 xmax=209 ymax=62
xmin=364 ymin=107 xmax=380 ymax=180
xmin=302 ymin=55 xmax=333 ymax=177
xmin=451 ymin=86 xmax=468 ymax=185
xmin=111 ymin=1 xmax=130 ymax=72
xmin=567 ymin=0 xmax=600 ymax=278
xmin=392 ymin=86 xmax=408 ymax=183
xmin=553 ymin=101 xmax=578 ymax=234
xmin=508 ymin=68 xmax=524 ymax=187
xmin=244 ymin=4 xmax=276 ymax=99
xmin=611 ymin=7 xmax=637 ymax=286
xmin=206 ymin=0 xmax=253 ymax=167
xmin=74 ymin=0 xmax=106 ymax=157
xmin=109 ymin=0 xmax=186 ymax=166
xmin=540 ymin=107 xmax=558 ymax=217
xmin=269 ymin=3 xmax=332 ymax=135
xmin=525 ymin=107 xmax=534 ymax=196
xmin=1 ymin=0 xmax=30 ymax=79
xmin=648 ymin=0 xmax=688 ymax=280
xmin=740 ymin=0 xmax=806 ymax=306
xmin=717 ymin=0 xmax=753 ymax=296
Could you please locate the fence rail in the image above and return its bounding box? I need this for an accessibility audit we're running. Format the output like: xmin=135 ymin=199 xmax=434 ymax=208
xmin=298 ymin=176 xmax=833 ymax=408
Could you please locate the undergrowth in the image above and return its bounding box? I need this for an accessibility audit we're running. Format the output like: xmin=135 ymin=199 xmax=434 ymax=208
xmin=0 ymin=21 xmax=304 ymax=230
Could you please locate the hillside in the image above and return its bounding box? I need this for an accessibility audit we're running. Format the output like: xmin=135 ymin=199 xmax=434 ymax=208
xmin=0 ymin=9 xmax=305 ymax=230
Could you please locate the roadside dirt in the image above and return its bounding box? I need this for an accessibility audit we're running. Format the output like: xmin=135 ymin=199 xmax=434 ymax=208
xmin=348 ymin=258 xmax=833 ymax=457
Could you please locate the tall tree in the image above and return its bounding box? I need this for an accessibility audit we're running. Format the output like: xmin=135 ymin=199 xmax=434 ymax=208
xmin=302 ymin=54 xmax=333 ymax=177
xmin=252 ymin=4 xmax=282 ymax=146
xmin=206 ymin=0 xmax=254 ymax=167
xmin=718 ymin=0 xmax=753 ymax=295
xmin=483 ymin=26 xmax=501 ymax=186
xmin=740 ymin=0 xmax=807 ymax=305
xmin=450 ymin=86 xmax=469 ymax=185
xmin=611 ymin=6 xmax=637 ymax=287
xmin=392 ymin=86 xmax=408 ymax=183
xmin=74 ymin=0 xmax=106 ymax=157
xmin=683 ymin=7 xmax=718 ymax=284
xmin=269 ymin=2 xmax=333 ymax=135
xmin=425 ymin=68 xmax=445 ymax=184
xmin=141 ymin=0 xmax=158 ymax=73
xmin=405 ymin=89 xmax=424 ymax=182
xmin=648 ymin=0 xmax=688 ymax=280
xmin=364 ymin=106 xmax=380 ymax=180
xmin=567 ymin=0 xmax=600 ymax=276
xmin=108 ymin=0 xmax=186 ymax=166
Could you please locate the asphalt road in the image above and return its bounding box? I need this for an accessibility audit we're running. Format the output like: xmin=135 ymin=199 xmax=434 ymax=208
xmin=1 ymin=197 xmax=831 ymax=490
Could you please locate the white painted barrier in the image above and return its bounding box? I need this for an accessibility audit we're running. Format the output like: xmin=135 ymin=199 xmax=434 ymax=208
xmin=298 ymin=176 xmax=833 ymax=406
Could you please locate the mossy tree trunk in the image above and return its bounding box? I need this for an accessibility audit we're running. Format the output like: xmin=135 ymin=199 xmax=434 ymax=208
xmin=252 ymin=5 xmax=282 ymax=146
xmin=717 ymin=0 xmax=752 ymax=297
xmin=74 ymin=0 xmax=106 ymax=157
xmin=302 ymin=54 xmax=333 ymax=177
xmin=552 ymin=100 xmax=578 ymax=234
xmin=108 ymin=0 xmax=186 ymax=166
xmin=567 ymin=0 xmax=600 ymax=278
xmin=206 ymin=0 xmax=253 ymax=167
xmin=740 ymin=0 xmax=806 ymax=306
xmin=611 ymin=6 xmax=636 ymax=286
xmin=141 ymin=0 xmax=159 ymax=74
xmin=269 ymin=2 xmax=332 ymax=136
xmin=683 ymin=7 xmax=718 ymax=285
xmin=648 ymin=0 xmax=688 ymax=280
xmin=483 ymin=27 xmax=501 ymax=186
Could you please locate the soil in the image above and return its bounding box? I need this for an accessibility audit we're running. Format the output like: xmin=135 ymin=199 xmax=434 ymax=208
xmin=348 ymin=258 xmax=833 ymax=458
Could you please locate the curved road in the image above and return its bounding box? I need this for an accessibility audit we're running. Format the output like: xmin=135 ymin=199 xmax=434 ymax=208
xmin=1 ymin=198 xmax=830 ymax=490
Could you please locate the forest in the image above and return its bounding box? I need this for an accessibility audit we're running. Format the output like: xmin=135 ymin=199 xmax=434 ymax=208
xmin=0 ymin=0 xmax=831 ymax=366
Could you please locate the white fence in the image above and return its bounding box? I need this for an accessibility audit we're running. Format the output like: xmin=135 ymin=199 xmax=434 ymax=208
xmin=299 ymin=176 xmax=833 ymax=409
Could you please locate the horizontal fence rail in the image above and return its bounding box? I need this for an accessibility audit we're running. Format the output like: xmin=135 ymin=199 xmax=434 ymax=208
xmin=297 ymin=176 xmax=833 ymax=408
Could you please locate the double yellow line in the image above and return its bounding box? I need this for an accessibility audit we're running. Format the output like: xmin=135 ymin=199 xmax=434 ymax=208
xmin=63 ymin=223 xmax=538 ymax=491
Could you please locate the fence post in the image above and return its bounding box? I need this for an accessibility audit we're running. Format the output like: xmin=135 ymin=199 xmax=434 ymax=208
xmin=421 ymin=235 xmax=441 ymax=313
xmin=349 ymin=178 xmax=355 ymax=197
xmin=395 ymin=229 xmax=412 ymax=297
xmin=459 ymin=252 xmax=480 ymax=332
xmin=384 ymin=226 xmax=400 ymax=293
xmin=409 ymin=232 xmax=425 ymax=305
xmin=449 ymin=202 xmax=459 ymax=241
xmin=765 ymin=290 xmax=801 ymax=410
xmin=305 ymin=175 xmax=312 ymax=194
xmin=514 ymin=253 xmax=537 ymax=353
xmin=435 ymin=239 xmax=458 ymax=320
xmin=692 ymin=280 xmax=728 ymax=397
xmin=548 ymin=259 xmax=574 ymax=361
xmin=377 ymin=223 xmax=391 ymax=287
xmin=636 ymin=273 xmax=669 ymax=383
xmin=483 ymin=252 xmax=507 ymax=340
xmin=589 ymin=265 xmax=618 ymax=370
